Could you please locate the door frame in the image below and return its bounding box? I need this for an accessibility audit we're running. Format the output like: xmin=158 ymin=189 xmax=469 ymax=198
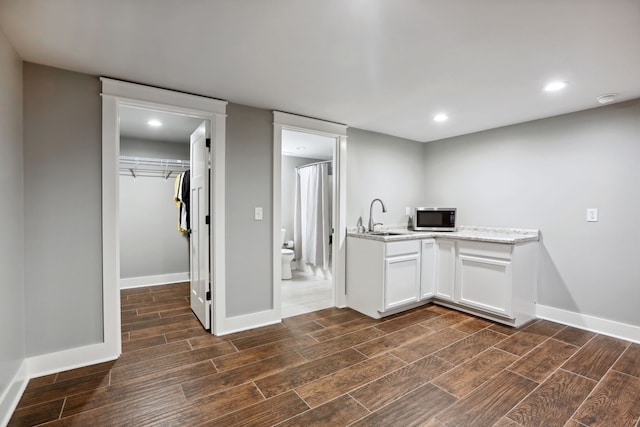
xmin=101 ymin=78 xmax=228 ymax=357
xmin=272 ymin=111 xmax=348 ymax=316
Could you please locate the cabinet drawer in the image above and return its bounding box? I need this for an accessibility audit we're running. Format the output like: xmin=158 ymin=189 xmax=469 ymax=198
xmin=457 ymin=240 xmax=512 ymax=260
xmin=385 ymin=240 xmax=420 ymax=257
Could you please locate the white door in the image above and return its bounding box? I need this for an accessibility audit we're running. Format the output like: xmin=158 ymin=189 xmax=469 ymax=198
xmin=190 ymin=121 xmax=211 ymax=330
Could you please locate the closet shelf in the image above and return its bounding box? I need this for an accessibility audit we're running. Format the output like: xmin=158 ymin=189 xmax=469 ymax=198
xmin=119 ymin=155 xmax=189 ymax=179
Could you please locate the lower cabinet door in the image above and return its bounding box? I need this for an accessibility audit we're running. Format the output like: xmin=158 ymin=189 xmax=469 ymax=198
xmin=384 ymin=254 xmax=420 ymax=311
xmin=457 ymin=254 xmax=512 ymax=317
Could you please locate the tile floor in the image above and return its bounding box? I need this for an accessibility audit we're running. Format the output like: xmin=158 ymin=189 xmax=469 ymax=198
xmin=281 ymin=269 xmax=333 ymax=318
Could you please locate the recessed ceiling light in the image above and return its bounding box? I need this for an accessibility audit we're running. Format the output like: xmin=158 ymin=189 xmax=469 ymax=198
xmin=433 ymin=113 xmax=448 ymax=122
xmin=596 ymin=93 xmax=617 ymax=104
xmin=147 ymin=119 xmax=163 ymax=127
xmin=544 ymin=81 xmax=567 ymax=92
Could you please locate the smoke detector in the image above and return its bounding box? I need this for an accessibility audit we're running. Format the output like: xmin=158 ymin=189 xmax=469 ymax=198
xmin=597 ymin=94 xmax=617 ymax=105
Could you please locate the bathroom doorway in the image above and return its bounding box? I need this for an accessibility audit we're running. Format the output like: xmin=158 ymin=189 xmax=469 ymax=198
xmin=280 ymin=130 xmax=335 ymax=316
xmin=272 ymin=111 xmax=348 ymax=320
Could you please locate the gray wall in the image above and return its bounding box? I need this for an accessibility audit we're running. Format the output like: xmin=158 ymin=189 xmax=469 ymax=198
xmin=423 ymin=99 xmax=640 ymax=327
xmin=120 ymin=137 xmax=190 ymax=160
xmin=225 ymin=103 xmax=273 ymax=317
xmin=346 ymin=128 xmax=426 ymax=229
xmin=0 ymin=27 xmax=25 ymax=400
xmin=23 ymin=63 xmax=103 ymax=356
xmin=119 ymin=138 xmax=190 ymax=280
xmin=281 ymin=155 xmax=324 ymax=243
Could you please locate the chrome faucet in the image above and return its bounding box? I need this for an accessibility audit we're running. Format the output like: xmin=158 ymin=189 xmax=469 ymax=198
xmin=368 ymin=198 xmax=387 ymax=232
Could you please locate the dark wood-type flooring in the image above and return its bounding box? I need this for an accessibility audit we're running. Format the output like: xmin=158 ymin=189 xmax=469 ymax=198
xmin=9 ymin=282 xmax=640 ymax=426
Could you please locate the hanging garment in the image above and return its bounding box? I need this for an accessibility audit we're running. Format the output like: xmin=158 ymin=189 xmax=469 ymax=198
xmin=294 ymin=162 xmax=331 ymax=272
xmin=174 ymin=174 xmax=186 ymax=232
xmin=180 ymin=170 xmax=191 ymax=232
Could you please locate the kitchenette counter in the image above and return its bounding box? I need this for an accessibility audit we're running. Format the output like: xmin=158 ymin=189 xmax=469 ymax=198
xmin=347 ymin=225 xmax=540 ymax=244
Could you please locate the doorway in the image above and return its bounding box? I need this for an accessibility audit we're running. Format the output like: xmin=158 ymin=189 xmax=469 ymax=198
xmin=280 ymin=130 xmax=335 ymax=317
xmin=101 ymin=78 xmax=227 ymax=358
xmin=272 ymin=112 xmax=348 ymax=320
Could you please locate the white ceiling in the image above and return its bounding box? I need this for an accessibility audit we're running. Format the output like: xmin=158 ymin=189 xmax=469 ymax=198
xmin=1 ymin=0 xmax=639 ymax=143
xmin=282 ymin=129 xmax=334 ymax=160
xmin=119 ymin=106 xmax=204 ymax=143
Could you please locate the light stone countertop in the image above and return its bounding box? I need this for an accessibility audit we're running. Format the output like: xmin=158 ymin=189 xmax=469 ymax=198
xmin=347 ymin=225 xmax=540 ymax=244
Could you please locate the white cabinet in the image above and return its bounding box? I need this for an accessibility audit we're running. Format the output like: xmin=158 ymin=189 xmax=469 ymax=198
xmin=385 ymin=253 xmax=420 ymax=310
xmin=347 ymin=237 xmax=422 ymax=318
xmin=452 ymin=240 xmax=538 ymax=326
xmin=420 ymin=239 xmax=436 ymax=300
xmin=435 ymin=239 xmax=456 ymax=301
xmin=456 ymin=242 xmax=513 ymax=317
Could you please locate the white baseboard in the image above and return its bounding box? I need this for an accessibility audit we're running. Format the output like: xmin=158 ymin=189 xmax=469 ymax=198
xmin=536 ymin=304 xmax=640 ymax=344
xmin=0 ymin=360 xmax=28 ymax=427
xmin=216 ymin=309 xmax=281 ymax=336
xmin=120 ymin=272 xmax=190 ymax=289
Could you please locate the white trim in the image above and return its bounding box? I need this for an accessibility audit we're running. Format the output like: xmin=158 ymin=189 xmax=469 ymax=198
xmin=25 ymin=343 xmax=118 ymax=379
xmin=215 ymin=310 xmax=281 ymax=336
xmin=272 ymin=111 xmax=349 ymax=325
xmin=0 ymin=360 xmax=28 ymax=427
xmin=536 ymin=304 xmax=640 ymax=344
xmin=119 ymin=272 xmax=190 ymax=289
xmin=102 ymin=79 xmax=227 ymax=349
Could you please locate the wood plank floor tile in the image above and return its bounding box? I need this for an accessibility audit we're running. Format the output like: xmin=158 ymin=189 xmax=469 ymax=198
xmin=8 ymin=398 xmax=64 ymax=427
xmin=42 ymin=385 xmax=187 ymax=426
xmin=295 ymin=354 xmax=406 ymax=408
xmin=17 ymin=371 xmax=111 ymax=409
xmin=350 ymin=355 xmax=454 ymax=411
xmin=116 ymin=340 xmax=191 ymax=367
xmin=553 ymin=326 xmax=596 ymax=347
xmin=507 ymin=338 xmax=579 ymax=382
xmin=613 ymin=342 xmax=640 ymax=378
xmin=354 ymin=324 xmax=435 ymax=358
xmin=419 ymin=310 xmax=472 ymax=330
xmin=308 ymin=317 xmax=379 ymax=342
xmin=254 ymin=348 xmax=367 ymax=398
xmin=10 ymin=283 xmax=639 ymax=427
xmin=212 ymin=335 xmax=316 ymax=372
xmin=373 ymin=306 xmax=441 ymax=333
xmin=391 ymin=327 xmax=467 ymax=363
xmin=25 ymin=373 xmax=57 ymax=388
xmin=181 ymin=351 xmax=307 ymax=401
xmin=494 ymin=329 xmax=551 ymax=356
xmin=110 ymin=341 xmax=235 ymax=384
xmin=278 ymin=394 xmax=368 ymax=427
xmin=315 ymin=309 xmax=368 ymax=327
xmin=507 ymin=369 xmax=596 ymax=426
xmin=432 ymin=348 xmax=518 ymax=398
xmin=127 ymin=318 xmax=202 ymax=340
xmin=433 ymin=329 xmax=507 ymax=365
xmin=451 ymin=316 xmax=493 ymax=334
xmin=296 ymin=327 xmax=386 ymax=360
xmin=54 ymin=360 xmax=116 ymax=383
xmin=156 ymin=383 xmax=265 ymax=426
xmin=350 ymin=383 xmax=457 ymax=427
xmin=121 ymin=334 xmax=167 ymax=353
xmin=435 ymin=370 xmax=538 ymax=427
xmin=562 ymin=334 xmax=629 ymax=381
xmin=573 ymin=370 xmax=640 ymax=427
xmin=202 ymin=390 xmax=309 ymax=427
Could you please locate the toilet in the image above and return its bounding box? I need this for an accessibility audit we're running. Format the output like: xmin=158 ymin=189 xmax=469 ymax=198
xmin=281 ymin=229 xmax=295 ymax=280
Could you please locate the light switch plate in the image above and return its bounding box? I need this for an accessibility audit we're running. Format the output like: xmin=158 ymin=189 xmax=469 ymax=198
xmin=255 ymin=207 xmax=263 ymax=221
xmin=587 ymin=208 xmax=598 ymax=222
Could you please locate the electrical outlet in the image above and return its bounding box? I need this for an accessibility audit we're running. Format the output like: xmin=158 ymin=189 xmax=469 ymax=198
xmin=254 ymin=207 xmax=263 ymax=221
xmin=405 ymin=207 xmax=411 ymax=216
xmin=587 ymin=208 xmax=598 ymax=222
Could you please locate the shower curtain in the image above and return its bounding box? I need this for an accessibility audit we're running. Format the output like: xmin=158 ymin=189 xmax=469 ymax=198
xmin=294 ymin=162 xmax=331 ymax=273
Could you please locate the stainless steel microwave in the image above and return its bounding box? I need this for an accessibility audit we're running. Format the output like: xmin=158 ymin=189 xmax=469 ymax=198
xmin=413 ymin=207 xmax=456 ymax=231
